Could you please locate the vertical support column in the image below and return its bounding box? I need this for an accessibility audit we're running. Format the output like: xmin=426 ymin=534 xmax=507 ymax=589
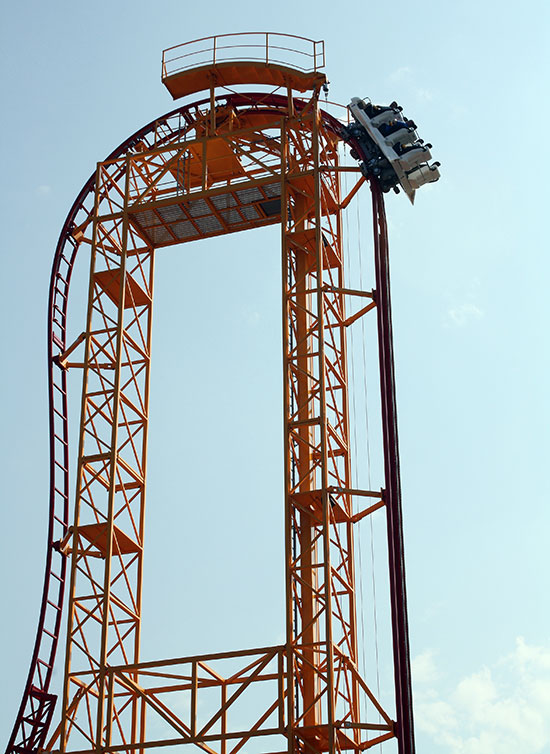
xmin=282 ymin=92 xmax=359 ymax=754
xmin=60 ymin=155 xmax=154 ymax=752
xmin=282 ymin=103 xmax=323 ymax=749
xmin=312 ymin=102 xmax=335 ymax=753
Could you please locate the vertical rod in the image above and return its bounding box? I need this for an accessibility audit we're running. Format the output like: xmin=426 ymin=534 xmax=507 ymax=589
xmin=191 ymin=661 xmax=197 ymax=737
xmin=280 ymin=120 xmax=294 ymax=754
xmin=221 ymin=684 xmax=227 ymax=754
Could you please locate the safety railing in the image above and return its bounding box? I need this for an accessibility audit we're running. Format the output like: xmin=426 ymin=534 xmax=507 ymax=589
xmin=104 ymin=645 xmax=286 ymax=753
xmin=162 ymin=33 xmax=325 ymax=79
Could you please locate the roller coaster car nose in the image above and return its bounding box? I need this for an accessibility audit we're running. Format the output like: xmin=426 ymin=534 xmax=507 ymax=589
xmin=406 ymin=163 xmax=441 ymax=189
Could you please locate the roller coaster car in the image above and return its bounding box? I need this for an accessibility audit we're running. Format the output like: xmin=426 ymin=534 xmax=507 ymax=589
xmin=370 ymin=108 xmax=401 ymax=127
xmin=356 ymin=100 xmax=402 ymax=124
xmin=407 ymin=162 xmax=441 ymax=189
xmin=382 ymin=125 xmax=418 ymax=148
xmin=346 ymin=97 xmax=440 ymax=204
xmin=396 ymin=144 xmax=432 ymax=171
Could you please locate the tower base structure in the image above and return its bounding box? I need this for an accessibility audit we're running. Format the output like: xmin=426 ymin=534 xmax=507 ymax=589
xmin=6 ymin=34 xmax=415 ymax=754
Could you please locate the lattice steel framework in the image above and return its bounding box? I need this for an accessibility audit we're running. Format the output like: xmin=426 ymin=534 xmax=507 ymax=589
xmin=6 ymin=33 xmax=415 ymax=754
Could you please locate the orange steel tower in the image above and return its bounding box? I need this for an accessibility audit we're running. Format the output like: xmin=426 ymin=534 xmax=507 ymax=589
xmin=6 ymin=33 xmax=416 ymax=754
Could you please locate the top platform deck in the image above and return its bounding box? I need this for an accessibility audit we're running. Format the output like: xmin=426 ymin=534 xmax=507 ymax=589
xmin=162 ymin=33 xmax=327 ymax=99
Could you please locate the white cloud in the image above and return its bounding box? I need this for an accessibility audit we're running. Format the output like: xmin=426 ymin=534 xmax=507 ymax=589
xmin=416 ymin=87 xmax=434 ymax=102
xmin=388 ymin=66 xmax=413 ymax=83
xmin=445 ymin=278 xmax=484 ymax=326
xmin=447 ymin=302 xmax=484 ymax=326
xmin=412 ymin=648 xmax=440 ymax=685
xmin=386 ymin=67 xmax=434 ymax=103
xmin=413 ymin=638 xmax=550 ymax=753
xmin=37 ymin=184 xmax=52 ymax=196
xmin=241 ymin=307 xmax=261 ymax=326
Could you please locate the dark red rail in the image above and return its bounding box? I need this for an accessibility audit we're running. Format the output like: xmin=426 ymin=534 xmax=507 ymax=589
xmin=371 ymin=182 xmax=416 ymax=754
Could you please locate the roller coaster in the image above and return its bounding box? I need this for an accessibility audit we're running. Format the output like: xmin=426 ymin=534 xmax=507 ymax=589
xmin=5 ymin=33 xmax=439 ymax=754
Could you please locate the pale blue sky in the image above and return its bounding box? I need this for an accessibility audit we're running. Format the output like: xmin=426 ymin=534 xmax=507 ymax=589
xmin=1 ymin=2 xmax=549 ymax=753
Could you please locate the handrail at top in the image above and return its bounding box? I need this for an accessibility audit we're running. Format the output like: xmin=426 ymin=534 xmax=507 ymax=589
xmin=162 ymin=33 xmax=325 ymax=79
xmin=162 ymin=31 xmax=322 ymax=54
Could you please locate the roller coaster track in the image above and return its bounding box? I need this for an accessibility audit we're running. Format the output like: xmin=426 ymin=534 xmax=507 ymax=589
xmin=5 ymin=91 xmax=414 ymax=754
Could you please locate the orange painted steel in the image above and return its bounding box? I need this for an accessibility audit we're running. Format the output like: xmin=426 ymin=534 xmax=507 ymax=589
xmin=6 ymin=33 xmax=415 ymax=754
xmin=162 ymin=33 xmax=325 ymax=97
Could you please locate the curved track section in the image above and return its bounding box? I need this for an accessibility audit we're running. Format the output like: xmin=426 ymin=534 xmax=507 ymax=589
xmin=6 ymin=92 xmax=412 ymax=754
